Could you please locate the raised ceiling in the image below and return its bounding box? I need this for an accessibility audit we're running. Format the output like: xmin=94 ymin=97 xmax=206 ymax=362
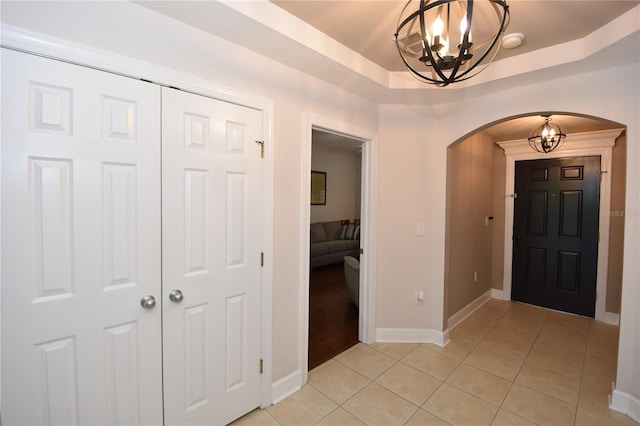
xmin=272 ymin=1 xmax=639 ymax=72
xmin=134 ymin=0 xmax=637 ymax=138
xmin=137 ymin=1 xmax=640 ymax=98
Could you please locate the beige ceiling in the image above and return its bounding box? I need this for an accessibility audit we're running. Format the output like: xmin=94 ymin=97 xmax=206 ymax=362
xmin=135 ymin=0 xmax=636 ymax=139
xmin=271 ymin=1 xmax=639 ymax=72
xmin=270 ymin=0 xmax=636 ymax=138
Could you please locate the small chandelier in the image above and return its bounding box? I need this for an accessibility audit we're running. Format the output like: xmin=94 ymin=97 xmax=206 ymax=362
xmin=395 ymin=0 xmax=510 ymax=86
xmin=528 ymin=115 xmax=566 ymax=153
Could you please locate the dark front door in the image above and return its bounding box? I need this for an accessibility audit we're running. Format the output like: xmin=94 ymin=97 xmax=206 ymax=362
xmin=512 ymin=156 xmax=601 ymax=317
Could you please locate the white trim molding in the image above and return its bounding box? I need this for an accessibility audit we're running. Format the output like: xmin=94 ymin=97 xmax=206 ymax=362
xmin=491 ymin=288 xmax=506 ymax=300
xmin=611 ymin=390 xmax=640 ymax=424
xmin=497 ymin=128 xmax=624 ymax=322
xmin=299 ymin=112 xmax=378 ymax=386
xmin=447 ymin=289 xmax=495 ymax=330
xmin=270 ymin=370 xmax=302 ymax=405
xmin=376 ymin=328 xmax=449 ymax=347
xmin=604 ymin=312 xmax=620 ymax=326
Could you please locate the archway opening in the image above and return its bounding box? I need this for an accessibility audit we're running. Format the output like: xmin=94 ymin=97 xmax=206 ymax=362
xmin=444 ymin=112 xmax=626 ymax=328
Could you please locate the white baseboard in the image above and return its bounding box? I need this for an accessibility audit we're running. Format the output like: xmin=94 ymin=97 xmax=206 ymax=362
xmin=604 ymin=311 xmax=620 ymax=325
xmin=611 ymin=389 xmax=640 ymax=423
xmin=271 ymin=370 xmax=302 ymax=405
xmin=491 ymin=288 xmax=505 ymax=300
xmin=376 ymin=328 xmax=449 ymax=347
xmin=447 ymin=289 xmax=494 ymax=330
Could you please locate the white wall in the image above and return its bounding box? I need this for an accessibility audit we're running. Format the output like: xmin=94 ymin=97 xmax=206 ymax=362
xmin=310 ymin=144 xmax=361 ymax=223
xmin=377 ymin=107 xmax=448 ymax=331
xmin=378 ymin=62 xmax=640 ymax=410
xmin=0 ymin=1 xmax=379 ymax=390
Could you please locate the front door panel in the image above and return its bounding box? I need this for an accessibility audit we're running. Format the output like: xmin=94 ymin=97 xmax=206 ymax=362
xmin=512 ymin=156 xmax=600 ymax=317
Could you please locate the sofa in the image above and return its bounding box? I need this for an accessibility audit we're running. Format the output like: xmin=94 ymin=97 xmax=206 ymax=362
xmin=343 ymin=256 xmax=360 ymax=307
xmin=310 ymin=220 xmax=360 ymax=268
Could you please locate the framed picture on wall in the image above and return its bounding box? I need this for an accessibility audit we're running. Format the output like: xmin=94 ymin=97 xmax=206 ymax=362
xmin=311 ymin=171 xmax=327 ymax=205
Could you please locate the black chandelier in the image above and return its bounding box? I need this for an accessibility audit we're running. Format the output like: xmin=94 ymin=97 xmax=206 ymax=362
xmin=395 ymin=0 xmax=510 ymax=86
xmin=528 ymin=115 xmax=566 ymax=153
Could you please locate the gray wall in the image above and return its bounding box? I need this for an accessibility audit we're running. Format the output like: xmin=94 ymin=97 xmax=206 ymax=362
xmin=310 ymin=143 xmax=361 ymax=223
xmin=445 ymin=132 xmax=502 ymax=316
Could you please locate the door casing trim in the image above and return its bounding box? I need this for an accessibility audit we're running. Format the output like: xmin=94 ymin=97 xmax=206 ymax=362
xmin=299 ymin=113 xmax=378 ymax=386
xmin=498 ymin=128 xmax=624 ymax=322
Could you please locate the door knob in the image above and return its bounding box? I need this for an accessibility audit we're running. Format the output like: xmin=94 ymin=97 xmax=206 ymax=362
xmin=169 ymin=289 xmax=184 ymax=303
xmin=140 ymin=295 xmax=156 ymax=309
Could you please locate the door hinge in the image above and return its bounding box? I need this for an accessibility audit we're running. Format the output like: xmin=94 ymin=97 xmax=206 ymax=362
xmin=259 ymin=359 xmax=264 ymax=374
xmin=260 ymin=252 xmax=264 ymax=267
xmin=359 ymin=248 xmax=364 ymax=255
xmin=255 ymin=140 xmax=265 ymax=158
xmin=595 ymin=291 xmax=597 ymax=302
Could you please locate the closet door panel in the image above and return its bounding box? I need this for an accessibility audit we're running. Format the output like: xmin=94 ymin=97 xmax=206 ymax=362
xmin=161 ymin=87 xmax=263 ymax=426
xmin=1 ymin=49 xmax=163 ymax=425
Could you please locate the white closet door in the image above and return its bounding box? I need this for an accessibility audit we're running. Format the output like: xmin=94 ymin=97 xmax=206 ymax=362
xmin=161 ymin=87 xmax=263 ymax=425
xmin=1 ymin=49 xmax=163 ymax=425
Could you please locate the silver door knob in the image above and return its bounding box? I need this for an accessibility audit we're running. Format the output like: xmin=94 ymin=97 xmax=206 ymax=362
xmin=140 ymin=295 xmax=156 ymax=309
xmin=169 ymin=289 xmax=184 ymax=303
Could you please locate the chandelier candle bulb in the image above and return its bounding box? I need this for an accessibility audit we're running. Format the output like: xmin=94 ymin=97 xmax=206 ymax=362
xmin=434 ymin=15 xmax=444 ymax=38
xmin=459 ymin=16 xmax=469 ymax=44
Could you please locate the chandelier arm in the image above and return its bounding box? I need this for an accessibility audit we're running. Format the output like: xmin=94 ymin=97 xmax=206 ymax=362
xmin=396 ymin=0 xmax=450 ymax=38
xmin=450 ymin=1 xmax=509 ymax=80
xmin=419 ymin=0 xmax=452 ymax=84
xmin=395 ymin=1 xmax=442 ymax=83
xmin=394 ymin=40 xmax=439 ymax=84
xmin=445 ymin=1 xmax=473 ymax=83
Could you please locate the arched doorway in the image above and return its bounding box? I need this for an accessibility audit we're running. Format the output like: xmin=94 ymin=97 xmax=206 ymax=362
xmin=445 ymin=113 xmax=626 ymax=327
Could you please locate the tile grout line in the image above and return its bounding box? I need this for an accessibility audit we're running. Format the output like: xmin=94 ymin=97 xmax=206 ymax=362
xmin=266 ymin=302 xmax=621 ymax=426
xmin=395 ymin=302 xmax=518 ymax=425
xmin=457 ymin=303 xmax=517 ymax=426
xmin=572 ymin=319 xmax=594 ymax=426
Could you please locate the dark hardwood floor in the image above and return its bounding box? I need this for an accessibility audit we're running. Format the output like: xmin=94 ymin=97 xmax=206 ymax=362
xmin=308 ymin=262 xmax=359 ymax=370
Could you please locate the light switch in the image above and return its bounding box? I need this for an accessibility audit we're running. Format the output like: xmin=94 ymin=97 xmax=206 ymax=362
xmin=416 ymin=222 xmax=425 ymax=236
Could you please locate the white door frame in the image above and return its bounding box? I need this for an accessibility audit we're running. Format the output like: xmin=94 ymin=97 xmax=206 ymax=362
xmin=299 ymin=112 xmax=378 ymax=384
xmin=1 ymin=26 xmax=275 ymax=409
xmin=497 ymin=128 xmax=624 ymax=323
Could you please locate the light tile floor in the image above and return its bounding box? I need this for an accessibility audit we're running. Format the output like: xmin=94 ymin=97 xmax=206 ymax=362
xmin=233 ymin=300 xmax=639 ymax=426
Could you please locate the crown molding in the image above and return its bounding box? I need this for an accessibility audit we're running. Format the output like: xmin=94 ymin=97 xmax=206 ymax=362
xmin=497 ymin=128 xmax=624 ymax=156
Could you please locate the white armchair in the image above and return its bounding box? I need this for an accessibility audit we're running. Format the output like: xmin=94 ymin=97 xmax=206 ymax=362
xmin=343 ymin=256 xmax=360 ymax=307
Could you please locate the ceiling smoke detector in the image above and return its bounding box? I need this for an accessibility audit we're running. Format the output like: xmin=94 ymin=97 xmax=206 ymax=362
xmin=502 ymin=33 xmax=525 ymax=49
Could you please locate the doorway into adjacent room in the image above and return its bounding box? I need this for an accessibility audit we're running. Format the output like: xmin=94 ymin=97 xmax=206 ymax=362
xmin=308 ymin=129 xmax=363 ymax=370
